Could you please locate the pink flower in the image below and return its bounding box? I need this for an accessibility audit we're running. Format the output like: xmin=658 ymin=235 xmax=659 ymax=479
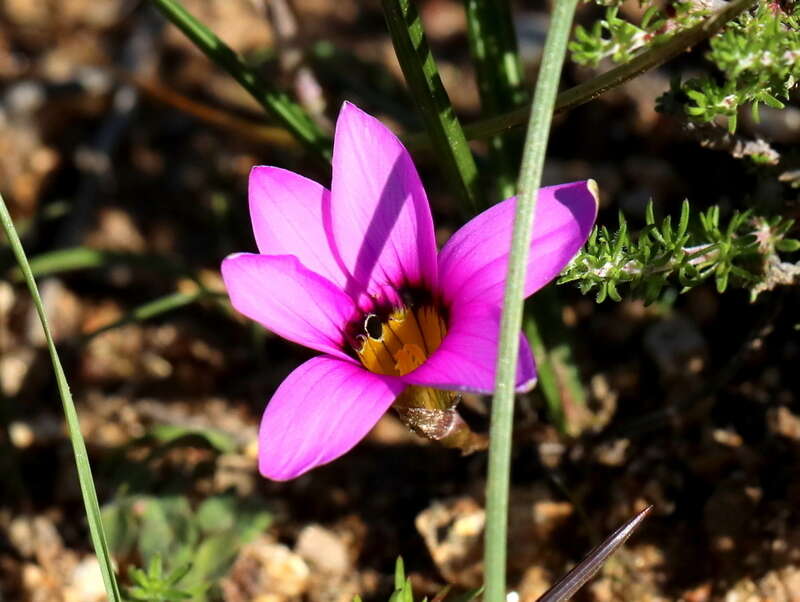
xmin=221 ymin=102 xmax=598 ymax=481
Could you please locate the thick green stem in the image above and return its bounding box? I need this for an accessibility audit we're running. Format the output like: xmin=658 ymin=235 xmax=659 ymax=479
xmin=149 ymin=0 xmax=332 ymax=162
xmin=483 ymin=1 xmax=579 ymax=600
xmin=382 ymin=0 xmax=480 ymax=211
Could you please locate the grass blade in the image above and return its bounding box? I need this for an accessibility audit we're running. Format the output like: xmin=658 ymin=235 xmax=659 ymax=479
xmin=149 ymin=0 xmax=332 ymax=162
xmin=483 ymin=1 xmax=580 ymax=601
xmin=81 ymin=289 xmax=226 ymax=341
xmin=464 ymin=0 xmax=526 ymax=201
xmin=0 ymin=192 xmax=122 ymax=601
xmin=524 ymin=307 xmax=565 ymax=433
xmin=464 ymin=1 xmax=588 ymax=427
xmin=9 ymin=246 xmax=192 ymax=280
xmin=465 ymin=1 xmax=588 ymax=432
xmin=382 ymin=0 xmax=480 ymax=211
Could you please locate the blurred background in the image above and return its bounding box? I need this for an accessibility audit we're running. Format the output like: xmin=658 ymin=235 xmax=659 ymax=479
xmin=0 ymin=0 xmax=799 ymax=600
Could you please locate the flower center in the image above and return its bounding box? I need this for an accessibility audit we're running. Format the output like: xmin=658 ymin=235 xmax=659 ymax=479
xmin=352 ymin=304 xmax=484 ymax=450
xmin=354 ymin=305 xmax=446 ymax=377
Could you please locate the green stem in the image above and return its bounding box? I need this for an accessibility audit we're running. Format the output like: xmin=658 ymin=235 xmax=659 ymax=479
xmin=382 ymin=0 xmax=480 ymax=211
xmin=405 ymin=0 xmax=756 ymax=151
xmin=483 ymin=1 xmax=579 ymax=600
xmin=0 ymin=193 xmax=122 ymax=601
xmin=149 ymin=0 xmax=332 ymax=162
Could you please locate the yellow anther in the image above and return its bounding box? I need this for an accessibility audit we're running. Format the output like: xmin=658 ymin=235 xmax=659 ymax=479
xmin=354 ymin=305 xmax=446 ymax=377
xmin=393 ymin=343 xmax=426 ymax=375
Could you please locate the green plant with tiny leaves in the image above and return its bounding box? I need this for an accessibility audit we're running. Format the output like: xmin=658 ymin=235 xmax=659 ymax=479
xmin=559 ymin=200 xmax=800 ymax=303
xmin=570 ymin=2 xmax=706 ymax=67
xmin=125 ymin=556 xmax=193 ymax=602
xmin=573 ymin=2 xmax=800 ymax=134
xmin=659 ymin=2 xmax=800 ymax=132
xmin=103 ymin=494 xmax=272 ymax=601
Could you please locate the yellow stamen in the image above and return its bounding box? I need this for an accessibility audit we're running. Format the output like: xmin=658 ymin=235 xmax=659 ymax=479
xmin=355 ymin=304 xmax=455 ymax=411
xmin=355 ymin=305 xmax=446 ymax=378
xmin=355 ymin=304 xmax=483 ymax=450
xmin=393 ymin=343 xmax=426 ymax=374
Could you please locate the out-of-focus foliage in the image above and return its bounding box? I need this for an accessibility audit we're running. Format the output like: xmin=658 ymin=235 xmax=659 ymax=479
xmin=570 ymin=2 xmax=706 ymax=66
xmin=662 ymin=2 xmax=800 ymax=132
xmin=559 ymin=200 xmax=800 ymax=303
xmin=572 ymin=1 xmax=800 ymax=134
xmin=103 ymin=494 xmax=272 ymax=601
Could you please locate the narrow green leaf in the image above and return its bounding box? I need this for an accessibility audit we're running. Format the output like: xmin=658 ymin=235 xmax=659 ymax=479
xmin=613 ymin=218 xmax=628 ymax=255
xmin=102 ymin=498 xmax=136 ymax=557
xmin=382 ymin=0 xmax=480 ymax=211
xmin=776 ymin=239 xmax=800 ymax=252
xmin=17 ymin=247 xmax=192 ymax=280
xmin=139 ymin=498 xmax=179 ymax=560
xmin=751 ymin=101 xmax=761 ymax=123
xmin=181 ymin=532 xmax=240 ymax=584
xmin=645 ymin=200 xmax=656 ymax=226
xmin=0 ymin=192 xmax=122 ymax=600
xmin=596 ymin=282 xmax=608 ymax=303
xmin=128 ymin=586 xmax=152 ymax=599
xmin=149 ymin=555 xmax=164 ymax=580
xmin=661 ymin=216 xmax=673 ymax=245
xmin=82 ymin=290 xmax=225 ymax=341
xmin=608 ymin=280 xmax=621 ymax=302
xmin=524 ymin=310 xmax=564 ymax=433
xmin=716 ymin=269 xmax=730 ymax=292
xmin=465 ymin=0 xmax=527 ymax=201
xmin=677 ymin=200 xmax=690 ymax=239
xmin=195 ymin=496 xmax=237 ymax=534
xmin=148 ymin=423 xmax=238 ymax=454
xmin=404 ymin=578 xmax=414 ymax=602
xmin=149 ymin=0 xmax=332 ymax=162
xmin=394 ymin=556 xmax=405 ymax=591
xmin=525 ymin=286 xmax=587 ymax=435
xmin=483 ymin=2 xmax=580 ymax=602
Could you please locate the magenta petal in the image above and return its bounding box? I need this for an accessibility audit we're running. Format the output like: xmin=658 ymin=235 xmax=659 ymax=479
xmin=258 ymin=356 xmax=405 ymax=480
xmin=248 ymin=166 xmax=347 ymax=288
xmin=330 ymin=102 xmax=437 ymax=307
xmin=402 ymin=302 xmax=536 ymax=394
xmin=438 ymin=181 xmax=599 ymax=307
xmin=221 ymin=253 xmax=355 ymax=361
